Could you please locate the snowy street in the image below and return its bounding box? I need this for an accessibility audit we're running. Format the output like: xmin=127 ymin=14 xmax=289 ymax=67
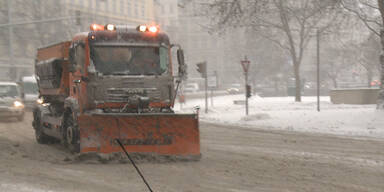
xmin=0 ymin=97 xmax=383 ymax=191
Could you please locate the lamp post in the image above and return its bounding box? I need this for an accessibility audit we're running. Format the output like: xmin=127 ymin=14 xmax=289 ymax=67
xmin=196 ymin=61 xmax=208 ymax=113
xmin=316 ymin=29 xmax=320 ymax=112
xmin=241 ymin=56 xmax=251 ymax=115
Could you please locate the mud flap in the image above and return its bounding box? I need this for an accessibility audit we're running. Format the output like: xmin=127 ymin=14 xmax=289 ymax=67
xmin=77 ymin=113 xmax=200 ymax=158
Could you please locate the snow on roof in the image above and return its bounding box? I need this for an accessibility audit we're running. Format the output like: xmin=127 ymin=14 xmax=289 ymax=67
xmin=0 ymin=82 xmax=18 ymax=86
xmin=21 ymin=76 xmax=37 ymax=83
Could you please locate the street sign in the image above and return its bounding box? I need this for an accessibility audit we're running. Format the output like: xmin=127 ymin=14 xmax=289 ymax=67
xmin=241 ymin=59 xmax=250 ymax=73
xmin=241 ymin=56 xmax=251 ymax=115
xmin=207 ymin=75 xmax=217 ymax=88
xmin=196 ymin=62 xmax=207 ymax=78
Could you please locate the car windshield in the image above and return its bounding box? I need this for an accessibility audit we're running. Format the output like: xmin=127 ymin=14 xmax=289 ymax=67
xmin=0 ymin=85 xmax=18 ymax=97
xmin=90 ymin=45 xmax=169 ymax=75
xmin=23 ymin=82 xmax=38 ymax=94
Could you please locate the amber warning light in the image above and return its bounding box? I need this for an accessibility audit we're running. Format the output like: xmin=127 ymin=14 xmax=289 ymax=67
xmin=90 ymin=24 xmax=159 ymax=33
xmin=90 ymin=24 xmax=104 ymax=31
xmin=136 ymin=25 xmax=159 ymax=33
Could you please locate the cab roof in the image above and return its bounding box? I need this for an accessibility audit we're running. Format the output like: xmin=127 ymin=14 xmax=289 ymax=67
xmin=0 ymin=82 xmax=18 ymax=86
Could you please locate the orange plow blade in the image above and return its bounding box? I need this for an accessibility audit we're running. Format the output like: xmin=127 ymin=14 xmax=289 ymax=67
xmin=77 ymin=113 xmax=200 ymax=159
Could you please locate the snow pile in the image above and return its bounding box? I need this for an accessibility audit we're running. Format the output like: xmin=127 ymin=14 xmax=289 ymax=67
xmin=175 ymin=94 xmax=384 ymax=138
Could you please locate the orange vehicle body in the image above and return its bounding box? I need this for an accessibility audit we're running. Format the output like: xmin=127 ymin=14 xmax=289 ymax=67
xmin=33 ymin=25 xmax=200 ymax=159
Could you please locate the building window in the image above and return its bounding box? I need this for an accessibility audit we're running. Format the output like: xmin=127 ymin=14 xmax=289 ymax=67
xmin=141 ymin=4 xmax=145 ymax=17
xmin=120 ymin=0 xmax=124 ymax=14
xmin=89 ymin=0 xmax=93 ymax=9
xmin=127 ymin=1 xmax=131 ymax=16
xmin=134 ymin=2 xmax=138 ymax=17
xmin=105 ymin=0 xmax=109 ymax=12
xmin=169 ymin=4 xmax=173 ymax=14
xmin=112 ymin=0 xmax=116 ymax=13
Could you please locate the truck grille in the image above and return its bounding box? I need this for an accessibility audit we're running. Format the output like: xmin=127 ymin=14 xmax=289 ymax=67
xmin=106 ymin=88 xmax=161 ymax=102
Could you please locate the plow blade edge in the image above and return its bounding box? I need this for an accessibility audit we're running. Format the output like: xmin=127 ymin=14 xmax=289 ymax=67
xmin=78 ymin=113 xmax=200 ymax=157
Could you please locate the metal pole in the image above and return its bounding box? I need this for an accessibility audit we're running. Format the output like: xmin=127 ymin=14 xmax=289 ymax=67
xmin=317 ymin=30 xmax=320 ymax=112
xmin=210 ymin=89 xmax=213 ymax=107
xmin=205 ymin=74 xmax=208 ymax=113
xmin=7 ymin=0 xmax=14 ymax=80
xmin=245 ymin=71 xmax=249 ymax=115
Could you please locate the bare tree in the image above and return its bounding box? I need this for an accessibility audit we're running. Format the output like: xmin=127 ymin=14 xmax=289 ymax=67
xmin=322 ymin=46 xmax=350 ymax=88
xmin=204 ymin=0 xmax=341 ymax=101
xmin=341 ymin=0 xmax=384 ymax=108
xmin=358 ymin=34 xmax=381 ymax=87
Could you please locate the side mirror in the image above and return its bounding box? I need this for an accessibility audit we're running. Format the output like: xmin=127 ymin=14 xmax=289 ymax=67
xmin=177 ymin=49 xmax=185 ymax=66
xmin=177 ymin=49 xmax=187 ymax=80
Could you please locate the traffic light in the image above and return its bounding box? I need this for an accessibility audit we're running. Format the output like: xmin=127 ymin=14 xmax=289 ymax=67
xmin=196 ymin=62 xmax=207 ymax=78
xmin=246 ymin=84 xmax=252 ymax=98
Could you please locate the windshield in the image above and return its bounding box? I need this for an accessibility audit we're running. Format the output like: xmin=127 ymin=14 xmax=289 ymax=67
xmin=23 ymin=82 xmax=38 ymax=94
xmin=0 ymin=85 xmax=18 ymax=97
xmin=90 ymin=46 xmax=169 ymax=75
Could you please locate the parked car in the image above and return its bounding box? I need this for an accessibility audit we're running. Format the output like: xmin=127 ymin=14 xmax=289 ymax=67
xmin=184 ymin=83 xmax=199 ymax=93
xmin=226 ymin=83 xmax=242 ymax=94
xmin=0 ymin=82 xmax=25 ymax=121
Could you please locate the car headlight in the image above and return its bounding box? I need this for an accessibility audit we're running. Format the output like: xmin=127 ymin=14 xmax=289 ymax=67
xmin=36 ymin=98 xmax=43 ymax=104
xmin=14 ymin=101 xmax=24 ymax=108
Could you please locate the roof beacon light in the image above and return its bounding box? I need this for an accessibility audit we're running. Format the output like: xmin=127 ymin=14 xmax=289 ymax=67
xmin=90 ymin=24 xmax=104 ymax=31
xmin=149 ymin=26 xmax=158 ymax=33
xmin=105 ymin=24 xmax=115 ymax=31
xmin=138 ymin=25 xmax=147 ymax=32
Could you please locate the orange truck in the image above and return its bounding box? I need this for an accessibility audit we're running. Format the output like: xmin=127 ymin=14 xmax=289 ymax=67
xmin=33 ymin=24 xmax=200 ymax=160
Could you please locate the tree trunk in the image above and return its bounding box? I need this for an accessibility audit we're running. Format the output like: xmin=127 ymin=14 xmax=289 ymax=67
xmin=294 ymin=63 xmax=301 ymax=102
xmin=377 ymin=29 xmax=384 ymax=108
xmin=377 ymin=0 xmax=384 ymax=109
xmin=367 ymin=70 xmax=373 ymax=88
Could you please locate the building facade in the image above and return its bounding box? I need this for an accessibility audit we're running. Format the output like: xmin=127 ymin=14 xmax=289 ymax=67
xmin=0 ymin=0 xmax=155 ymax=80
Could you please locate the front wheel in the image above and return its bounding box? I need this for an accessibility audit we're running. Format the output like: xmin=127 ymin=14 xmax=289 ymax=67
xmin=64 ymin=112 xmax=80 ymax=153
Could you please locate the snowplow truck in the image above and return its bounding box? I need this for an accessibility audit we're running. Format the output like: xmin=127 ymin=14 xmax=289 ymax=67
xmin=33 ymin=24 xmax=200 ymax=159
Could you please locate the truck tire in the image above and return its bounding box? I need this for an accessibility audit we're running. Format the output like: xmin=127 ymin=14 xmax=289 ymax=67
xmin=33 ymin=112 xmax=51 ymax=144
xmin=64 ymin=112 xmax=80 ymax=153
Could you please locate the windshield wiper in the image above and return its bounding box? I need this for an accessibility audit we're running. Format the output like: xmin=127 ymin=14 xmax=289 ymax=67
xmin=111 ymin=72 xmax=130 ymax=75
xmin=144 ymin=72 xmax=158 ymax=76
xmin=106 ymin=72 xmax=142 ymax=76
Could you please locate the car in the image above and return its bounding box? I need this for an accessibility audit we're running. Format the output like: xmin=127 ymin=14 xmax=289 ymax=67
xmin=19 ymin=76 xmax=39 ymax=109
xmin=0 ymin=82 xmax=25 ymax=121
xmin=184 ymin=83 xmax=199 ymax=93
xmin=226 ymin=83 xmax=242 ymax=94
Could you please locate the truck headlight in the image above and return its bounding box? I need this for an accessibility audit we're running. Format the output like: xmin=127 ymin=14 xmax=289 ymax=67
xmin=14 ymin=101 xmax=24 ymax=108
xmin=36 ymin=98 xmax=43 ymax=104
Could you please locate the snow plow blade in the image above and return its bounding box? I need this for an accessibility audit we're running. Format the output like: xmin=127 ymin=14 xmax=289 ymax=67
xmin=77 ymin=113 xmax=200 ymax=159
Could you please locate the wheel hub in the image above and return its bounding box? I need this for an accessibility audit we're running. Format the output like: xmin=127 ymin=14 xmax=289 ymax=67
xmin=66 ymin=126 xmax=74 ymax=144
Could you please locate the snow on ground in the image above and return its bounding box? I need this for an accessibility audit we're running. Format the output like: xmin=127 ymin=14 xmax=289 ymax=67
xmin=175 ymin=94 xmax=384 ymax=138
xmin=0 ymin=183 xmax=55 ymax=192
